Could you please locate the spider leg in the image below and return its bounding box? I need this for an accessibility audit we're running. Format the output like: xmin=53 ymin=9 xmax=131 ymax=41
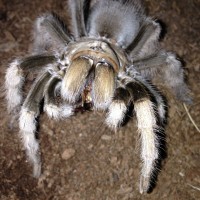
xmin=105 ymin=87 xmax=130 ymax=130
xmin=92 ymin=62 xmax=115 ymax=110
xmin=134 ymin=74 xmax=166 ymax=123
xmin=19 ymin=71 xmax=51 ymax=178
xmin=161 ymin=52 xmax=192 ymax=104
xmin=127 ymin=18 xmax=161 ymax=59
xmin=66 ymin=0 xmax=87 ymax=38
xmin=106 ymin=72 xmax=160 ymax=192
xmin=132 ymin=52 xmax=167 ymax=72
xmin=142 ymin=82 xmax=166 ymax=124
xmin=61 ymin=57 xmax=93 ymax=103
xmin=128 ymin=51 xmax=192 ymax=104
xmin=44 ymin=75 xmax=74 ymax=120
xmin=33 ymin=13 xmax=72 ymax=52
xmin=125 ymin=80 xmax=159 ymax=194
xmin=125 ymin=15 xmax=191 ymax=103
xmin=5 ymin=54 xmax=57 ymax=112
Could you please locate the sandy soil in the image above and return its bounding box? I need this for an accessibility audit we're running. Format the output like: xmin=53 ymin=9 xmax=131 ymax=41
xmin=0 ymin=0 xmax=200 ymax=199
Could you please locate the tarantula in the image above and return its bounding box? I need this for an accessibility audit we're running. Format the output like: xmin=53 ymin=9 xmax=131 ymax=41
xmin=5 ymin=0 xmax=191 ymax=193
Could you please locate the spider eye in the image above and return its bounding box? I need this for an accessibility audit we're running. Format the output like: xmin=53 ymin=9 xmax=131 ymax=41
xmin=96 ymin=60 xmax=111 ymax=67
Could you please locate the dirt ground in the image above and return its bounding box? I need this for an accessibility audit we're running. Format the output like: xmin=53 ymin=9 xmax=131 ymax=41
xmin=0 ymin=0 xmax=200 ymax=199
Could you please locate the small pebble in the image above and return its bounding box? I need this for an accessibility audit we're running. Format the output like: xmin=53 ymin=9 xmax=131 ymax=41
xmin=194 ymin=65 xmax=200 ymax=72
xmin=101 ymin=134 xmax=112 ymax=141
xmin=179 ymin=172 xmax=185 ymax=177
xmin=110 ymin=156 xmax=118 ymax=165
xmin=61 ymin=148 xmax=75 ymax=160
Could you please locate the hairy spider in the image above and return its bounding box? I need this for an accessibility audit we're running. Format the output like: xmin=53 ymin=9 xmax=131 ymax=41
xmin=5 ymin=0 xmax=191 ymax=193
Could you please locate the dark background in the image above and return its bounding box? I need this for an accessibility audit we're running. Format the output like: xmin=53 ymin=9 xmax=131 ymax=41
xmin=0 ymin=0 xmax=199 ymax=199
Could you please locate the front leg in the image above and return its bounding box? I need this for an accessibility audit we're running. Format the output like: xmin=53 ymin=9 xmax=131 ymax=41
xmin=44 ymin=75 xmax=74 ymax=120
xmin=19 ymin=72 xmax=51 ymax=178
xmin=125 ymin=81 xmax=159 ymax=193
xmin=5 ymin=54 xmax=57 ymax=112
